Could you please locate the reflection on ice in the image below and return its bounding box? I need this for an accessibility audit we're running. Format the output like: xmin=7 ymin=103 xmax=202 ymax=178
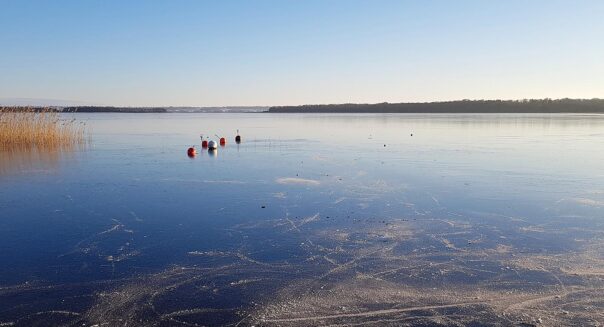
xmin=0 ymin=144 xmax=83 ymax=177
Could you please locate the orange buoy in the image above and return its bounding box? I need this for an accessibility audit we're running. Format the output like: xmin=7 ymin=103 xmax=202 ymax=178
xmin=187 ymin=147 xmax=196 ymax=157
xmin=220 ymin=137 xmax=226 ymax=146
xmin=201 ymin=140 xmax=208 ymax=148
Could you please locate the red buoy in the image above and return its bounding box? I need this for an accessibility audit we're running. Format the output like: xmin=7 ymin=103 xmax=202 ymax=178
xmin=187 ymin=147 xmax=196 ymax=157
xmin=220 ymin=137 xmax=226 ymax=146
xmin=201 ymin=140 xmax=208 ymax=148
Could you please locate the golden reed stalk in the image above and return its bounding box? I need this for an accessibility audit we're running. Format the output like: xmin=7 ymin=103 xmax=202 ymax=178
xmin=0 ymin=107 xmax=88 ymax=176
xmin=0 ymin=107 xmax=87 ymax=150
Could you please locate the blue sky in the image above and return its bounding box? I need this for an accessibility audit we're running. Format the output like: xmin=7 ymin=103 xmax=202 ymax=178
xmin=1 ymin=0 xmax=603 ymax=106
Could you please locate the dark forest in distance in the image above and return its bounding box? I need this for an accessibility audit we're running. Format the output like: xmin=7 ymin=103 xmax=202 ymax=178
xmin=4 ymin=99 xmax=604 ymax=113
xmin=62 ymin=106 xmax=167 ymax=113
xmin=269 ymin=98 xmax=604 ymax=113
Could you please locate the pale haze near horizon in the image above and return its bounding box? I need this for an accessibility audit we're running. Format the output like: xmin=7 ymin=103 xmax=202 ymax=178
xmin=0 ymin=0 xmax=603 ymax=107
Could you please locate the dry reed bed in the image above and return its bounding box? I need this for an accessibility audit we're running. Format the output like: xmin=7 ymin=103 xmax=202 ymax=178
xmin=0 ymin=107 xmax=87 ymax=150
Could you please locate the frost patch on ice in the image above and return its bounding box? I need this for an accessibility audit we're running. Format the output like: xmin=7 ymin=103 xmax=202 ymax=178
xmin=571 ymin=198 xmax=604 ymax=207
xmin=276 ymin=177 xmax=320 ymax=186
xmin=273 ymin=192 xmax=287 ymax=199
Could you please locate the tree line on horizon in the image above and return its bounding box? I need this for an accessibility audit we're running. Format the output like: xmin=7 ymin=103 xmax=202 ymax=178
xmin=62 ymin=106 xmax=167 ymax=113
xmin=269 ymin=98 xmax=604 ymax=113
xmin=1 ymin=106 xmax=168 ymax=113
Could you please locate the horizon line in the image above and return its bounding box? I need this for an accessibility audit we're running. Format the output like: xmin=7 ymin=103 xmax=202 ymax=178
xmin=2 ymin=97 xmax=603 ymax=108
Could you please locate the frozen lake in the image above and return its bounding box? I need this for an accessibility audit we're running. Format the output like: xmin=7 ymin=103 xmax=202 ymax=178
xmin=1 ymin=113 xmax=603 ymax=326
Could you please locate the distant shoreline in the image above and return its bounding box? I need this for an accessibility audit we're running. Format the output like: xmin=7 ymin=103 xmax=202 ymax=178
xmin=62 ymin=106 xmax=167 ymax=113
xmin=269 ymin=99 xmax=604 ymax=114
xmin=1 ymin=106 xmax=268 ymax=113
xmin=4 ymin=99 xmax=604 ymax=113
